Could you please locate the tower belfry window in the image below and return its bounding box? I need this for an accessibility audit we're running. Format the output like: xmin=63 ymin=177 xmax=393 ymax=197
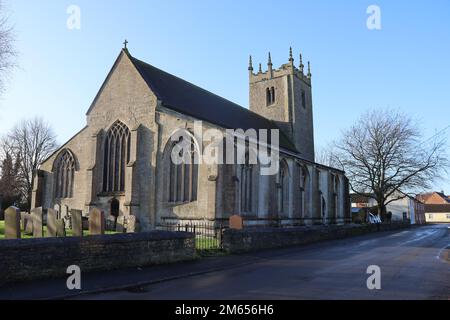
xmin=301 ymin=90 xmax=306 ymax=109
xmin=266 ymin=86 xmax=276 ymax=106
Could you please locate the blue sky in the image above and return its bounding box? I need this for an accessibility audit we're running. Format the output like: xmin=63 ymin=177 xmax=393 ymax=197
xmin=1 ymin=0 xmax=450 ymax=191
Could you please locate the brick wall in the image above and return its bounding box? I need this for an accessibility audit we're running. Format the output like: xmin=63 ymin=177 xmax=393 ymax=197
xmin=0 ymin=231 xmax=195 ymax=285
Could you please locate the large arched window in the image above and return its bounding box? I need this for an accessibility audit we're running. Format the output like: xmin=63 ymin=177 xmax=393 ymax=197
xmin=168 ymin=135 xmax=199 ymax=203
xmin=277 ymin=160 xmax=289 ymax=214
xmin=54 ymin=149 xmax=76 ymax=199
xmin=103 ymin=121 xmax=130 ymax=193
xmin=240 ymin=153 xmax=254 ymax=214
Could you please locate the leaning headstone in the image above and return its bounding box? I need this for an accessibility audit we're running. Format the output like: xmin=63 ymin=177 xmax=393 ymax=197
xmin=105 ymin=217 xmax=115 ymax=231
xmin=46 ymin=209 xmax=58 ymax=237
xmin=229 ymin=215 xmax=244 ymax=230
xmin=70 ymin=209 xmax=83 ymax=237
xmin=89 ymin=208 xmax=105 ymax=235
xmin=5 ymin=206 xmax=21 ymax=239
xmin=21 ymin=212 xmax=30 ymax=232
xmin=31 ymin=207 xmax=44 ymax=238
xmin=126 ymin=216 xmax=137 ymax=233
xmin=20 ymin=212 xmax=27 ymax=231
xmin=24 ymin=214 xmax=34 ymax=235
xmin=61 ymin=205 xmax=68 ymax=218
xmin=56 ymin=219 xmax=66 ymax=237
xmin=116 ymin=216 xmax=126 ymax=233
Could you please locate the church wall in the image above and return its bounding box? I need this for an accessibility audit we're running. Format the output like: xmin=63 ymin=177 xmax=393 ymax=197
xmin=33 ymin=50 xmax=350 ymax=231
xmin=291 ymin=76 xmax=315 ymax=162
xmin=38 ymin=128 xmax=90 ymax=213
xmin=154 ymin=107 xmax=220 ymax=225
xmin=37 ymin=52 xmax=159 ymax=230
xmin=85 ymin=52 xmax=158 ymax=229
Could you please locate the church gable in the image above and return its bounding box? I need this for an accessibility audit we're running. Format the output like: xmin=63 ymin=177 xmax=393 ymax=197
xmin=86 ymin=49 xmax=158 ymax=131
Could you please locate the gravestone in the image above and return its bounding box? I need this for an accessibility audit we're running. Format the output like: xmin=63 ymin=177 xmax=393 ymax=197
xmin=5 ymin=207 xmax=21 ymax=239
xmin=126 ymin=216 xmax=137 ymax=233
xmin=31 ymin=207 xmax=44 ymax=238
xmin=89 ymin=208 xmax=105 ymax=235
xmin=46 ymin=209 xmax=58 ymax=237
xmin=61 ymin=205 xmax=71 ymax=228
xmin=20 ymin=212 xmax=27 ymax=231
xmin=54 ymin=204 xmax=61 ymax=219
xmin=116 ymin=216 xmax=126 ymax=233
xmin=229 ymin=215 xmax=244 ymax=230
xmin=70 ymin=209 xmax=83 ymax=237
xmin=82 ymin=217 xmax=89 ymax=230
xmin=24 ymin=214 xmax=34 ymax=235
xmin=56 ymin=219 xmax=66 ymax=237
xmin=21 ymin=212 xmax=31 ymax=232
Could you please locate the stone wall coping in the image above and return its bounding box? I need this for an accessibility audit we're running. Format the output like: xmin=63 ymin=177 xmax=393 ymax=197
xmin=225 ymin=223 xmax=410 ymax=234
xmin=0 ymin=231 xmax=193 ymax=249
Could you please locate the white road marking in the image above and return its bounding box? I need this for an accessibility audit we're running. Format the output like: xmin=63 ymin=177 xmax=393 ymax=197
xmin=436 ymin=244 xmax=450 ymax=261
xmin=397 ymin=229 xmax=439 ymax=246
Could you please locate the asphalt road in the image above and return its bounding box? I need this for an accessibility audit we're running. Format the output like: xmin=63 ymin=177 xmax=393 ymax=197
xmin=80 ymin=224 xmax=450 ymax=300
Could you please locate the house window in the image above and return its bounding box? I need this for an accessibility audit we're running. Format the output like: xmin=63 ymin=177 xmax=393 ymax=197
xmin=168 ymin=136 xmax=199 ymax=203
xmin=103 ymin=120 xmax=131 ymax=193
xmin=266 ymin=87 xmax=276 ymax=106
xmin=54 ymin=149 xmax=76 ymax=199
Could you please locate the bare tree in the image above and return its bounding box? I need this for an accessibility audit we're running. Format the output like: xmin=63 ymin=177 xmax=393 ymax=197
xmin=0 ymin=0 xmax=16 ymax=93
xmin=1 ymin=117 xmax=58 ymax=210
xmin=315 ymin=143 xmax=338 ymax=168
xmin=334 ymin=109 xmax=448 ymax=217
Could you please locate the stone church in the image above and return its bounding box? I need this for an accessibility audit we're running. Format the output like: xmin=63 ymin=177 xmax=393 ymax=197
xmin=31 ymin=45 xmax=350 ymax=230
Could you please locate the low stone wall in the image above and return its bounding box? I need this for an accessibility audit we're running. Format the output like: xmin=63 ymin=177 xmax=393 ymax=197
xmin=0 ymin=231 xmax=195 ymax=285
xmin=223 ymin=223 xmax=412 ymax=254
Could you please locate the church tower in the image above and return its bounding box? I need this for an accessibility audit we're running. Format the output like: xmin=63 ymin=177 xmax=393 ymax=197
xmin=248 ymin=48 xmax=315 ymax=162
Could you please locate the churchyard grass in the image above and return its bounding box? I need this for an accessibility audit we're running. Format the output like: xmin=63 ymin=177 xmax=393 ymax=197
xmin=196 ymin=236 xmax=220 ymax=250
xmin=0 ymin=220 xmax=117 ymax=239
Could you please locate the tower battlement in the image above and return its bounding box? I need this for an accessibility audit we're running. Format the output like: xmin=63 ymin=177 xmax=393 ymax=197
xmin=248 ymin=49 xmax=312 ymax=87
xmin=248 ymin=48 xmax=315 ymax=162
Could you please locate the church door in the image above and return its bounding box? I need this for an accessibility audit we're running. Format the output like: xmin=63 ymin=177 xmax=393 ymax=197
xmin=111 ymin=198 xmax=120 ymax=228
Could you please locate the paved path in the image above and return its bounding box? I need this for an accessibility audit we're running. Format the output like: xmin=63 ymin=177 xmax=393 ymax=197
xmin=79 ymin=224 xmax=450 ymax=300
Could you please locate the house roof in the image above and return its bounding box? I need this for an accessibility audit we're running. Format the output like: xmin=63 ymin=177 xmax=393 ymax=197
xmin=350 ymin=192 xmax=424 ymax=204
xmin=126 ymin=51 xmax=297 ymax=153
xmin=418 ymin=192 xmax=450 ymax=204
xmin=424 ymin=204 xmax=450 ymax=213
xmin=350 ymin=193 xmax=372 ymax=204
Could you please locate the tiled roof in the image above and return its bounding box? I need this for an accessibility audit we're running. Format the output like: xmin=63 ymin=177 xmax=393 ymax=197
xmin=128 ymin=52 xmax=297 ymax=153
